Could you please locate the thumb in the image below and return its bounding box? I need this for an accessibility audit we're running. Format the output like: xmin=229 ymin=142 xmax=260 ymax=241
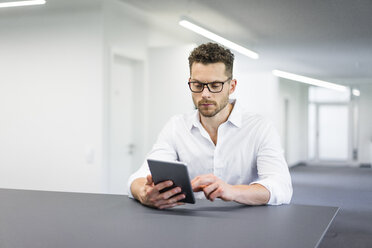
xmin=146 ymin=175 xmax=153 ymax=185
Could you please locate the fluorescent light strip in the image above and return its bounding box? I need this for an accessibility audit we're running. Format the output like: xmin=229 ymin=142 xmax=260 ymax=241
xmin=179 ymin=19 xmax=259 ymax=59
xmin=272 ymin=69 xmax=348 ymax=92
xmin=0 ymin=0 xmax=46 ymax=8
xmin=352 ymin=89 xmax=360 ymax=96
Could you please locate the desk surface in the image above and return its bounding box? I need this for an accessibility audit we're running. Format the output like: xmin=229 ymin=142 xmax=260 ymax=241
xmin=0 ymin=188 xmax=338 ymax=248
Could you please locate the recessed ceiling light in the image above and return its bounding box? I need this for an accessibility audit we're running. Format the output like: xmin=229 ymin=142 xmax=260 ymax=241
xmin=179 ymin=19 xmax=259 ymax=59
xmin=0 ymin=0 xmax=46 ymax=8
xmin=272 ymin=70 xmax=348 ymax=92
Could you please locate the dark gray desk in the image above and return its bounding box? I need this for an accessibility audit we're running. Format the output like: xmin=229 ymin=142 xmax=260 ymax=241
xmin=0 ymin=188 xmax=338 ymax=248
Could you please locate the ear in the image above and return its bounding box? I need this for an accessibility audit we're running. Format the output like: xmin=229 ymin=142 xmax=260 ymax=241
xmin=229 ymin=79 xmax=237 ymax=94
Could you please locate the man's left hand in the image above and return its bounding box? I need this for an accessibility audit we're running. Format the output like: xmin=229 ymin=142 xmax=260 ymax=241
xmin=191 ymin=174 xmax=235 ymax=202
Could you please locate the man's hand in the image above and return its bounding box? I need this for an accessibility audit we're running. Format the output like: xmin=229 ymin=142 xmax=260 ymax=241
xmin=136 ymin=175 xmax=186 ymax=209
xmin=191 ymin=174 xmax=236 ymax=202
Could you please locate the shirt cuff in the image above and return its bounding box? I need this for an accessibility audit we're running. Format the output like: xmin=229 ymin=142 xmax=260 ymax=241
xmin=249 ymin=178 xmax=292 ymax=205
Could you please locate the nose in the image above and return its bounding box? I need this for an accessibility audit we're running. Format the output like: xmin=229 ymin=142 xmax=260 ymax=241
xmin=201 ymin=84 xmax=211 ymax=98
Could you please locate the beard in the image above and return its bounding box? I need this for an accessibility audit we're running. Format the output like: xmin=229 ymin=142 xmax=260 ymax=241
xmin=193 ymin=93 xmax=230 ymax=118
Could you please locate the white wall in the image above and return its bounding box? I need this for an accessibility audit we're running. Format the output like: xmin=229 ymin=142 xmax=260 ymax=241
xmin=101 ymin=0 xmax=195 ymax=175
xmin=357 ymin=83 xmax=372 ymax=164
xmin=233 ymin=71 xmax=280 ymax=126
xmin=278 ymin=79 xmax=309 ymax=166
xmin=102 ymin=0 xmax=150 ymax=187
xmin=0 ymin=0 xmax=196 ymax=193
xmin=146 ymin=45 xmax=196 ymax=152
xmin=0 ymin=1 xmax=105 ymax=192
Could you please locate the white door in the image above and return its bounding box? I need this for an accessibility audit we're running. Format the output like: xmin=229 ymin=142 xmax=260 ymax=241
xmin=108 ymin=54 xmax=135 ymax=194
xmin=317 ymin=104 xmax=349 ymax=161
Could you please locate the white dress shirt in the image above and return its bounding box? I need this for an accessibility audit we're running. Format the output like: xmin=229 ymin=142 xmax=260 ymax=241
xmin=127 ymin=99 xmax=292 ymax=205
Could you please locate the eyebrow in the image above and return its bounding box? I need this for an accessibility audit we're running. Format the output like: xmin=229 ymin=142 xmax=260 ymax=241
xmin=189 ymin=79 xmax=225 ymax=83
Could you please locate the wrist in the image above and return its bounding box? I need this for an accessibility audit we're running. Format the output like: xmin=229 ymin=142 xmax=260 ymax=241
xmin=131 ymin=178 xmax=147 ymax=204
xmin=230 ymin=185 xmax=240 ymax=202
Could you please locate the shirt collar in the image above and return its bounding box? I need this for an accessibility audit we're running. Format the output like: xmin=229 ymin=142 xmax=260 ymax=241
xmin=226 ymin=99 xmax=242 ymax=128
xmin=190 ymin=109 xmax=201 ymax=130
xmin=189 ymin=98 xmax=242 ymax=130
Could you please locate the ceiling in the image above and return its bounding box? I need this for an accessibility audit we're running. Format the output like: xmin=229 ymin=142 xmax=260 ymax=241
xmin=122 ymin=0 xmax=372 ymax=84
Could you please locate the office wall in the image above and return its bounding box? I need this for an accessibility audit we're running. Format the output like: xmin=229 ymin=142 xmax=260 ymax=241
xmin=145 ymin=46 xmax=195 ymax=154
xmin=0 ymin=0 xmax=195 ymax=193
xmin=101 ymin=0 xmax=150 ymax=187
xmin=357 ymin=83 xmax=372 ymax=164
xmin=232 ymin=69 xmax=280 ymax=126
xmin=277 ymin=78 xmax=309 ymax=166
xmin=102 ymin=1 xmax=194 ymax=176
xmin=0 ymin=1 xmax=105 ymax=192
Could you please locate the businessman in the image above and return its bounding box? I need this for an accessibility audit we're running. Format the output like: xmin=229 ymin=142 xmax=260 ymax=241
xmin=128 ymin=43 xmax=292 ymax=209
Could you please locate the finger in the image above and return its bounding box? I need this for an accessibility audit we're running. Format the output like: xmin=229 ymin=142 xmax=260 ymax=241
xmin=154 ymin=180 xmax=173 ymax=192
xmin=156 ymin=187 xmax=182 ymax=201
xmin=190 ymin=176 xmax=200 ymax=185
xmin=192 ymin=176 xmax=216 ymax=191
xmin=209 ymin=187 xmax=223 ymax=201
xmin=154 ymin=193 xmax=185 ymax=208
xmin=203 ymin=182 xmax=219 ymax=199
xmin=158 ymin=202 xmax=185 ymax=210
xmin=192 ymin=185 xmax=204 ymax=192
xmin=168 ymin=193 xmax=186 ymax=203
xmin=143 ymin=184 xmax=158 ymax=201
xmin=191 ymin=174 xmax=214 ymax=185
xmin=191 ymin=177 xmax=203 ymax=191
xmin=146 ymin=175 xmax=153 ymax=185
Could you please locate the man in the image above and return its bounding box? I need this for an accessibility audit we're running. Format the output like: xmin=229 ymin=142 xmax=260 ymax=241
xmin=128 ymin=43 xmax=292 ymax=209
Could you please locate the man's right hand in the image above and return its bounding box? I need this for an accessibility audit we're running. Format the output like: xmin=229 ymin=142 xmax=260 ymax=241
xmin=134 ymin=175 xmax=186 ymax=209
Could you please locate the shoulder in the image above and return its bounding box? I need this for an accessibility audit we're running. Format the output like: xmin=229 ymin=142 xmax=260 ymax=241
xmin=230 ymin=99 xmax=270 ymax=128
xmin=166 ymin=110 xmax=196 ymax=129
xmin=240 ymin=110 xmax=272 ymax=131
xmin=238 ymin=108 xmax=279 ymax=143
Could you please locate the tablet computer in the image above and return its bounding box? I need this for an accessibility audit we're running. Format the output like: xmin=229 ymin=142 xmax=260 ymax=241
xmin=147 ymin=159 xmax=195 ymax=204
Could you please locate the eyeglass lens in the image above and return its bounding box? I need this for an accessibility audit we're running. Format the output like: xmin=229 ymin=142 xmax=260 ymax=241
xmin=189 ymin=82 xmax=223 ymax=93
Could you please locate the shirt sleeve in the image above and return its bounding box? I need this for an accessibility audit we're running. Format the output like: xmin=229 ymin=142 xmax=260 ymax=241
xmin=249 ymin=120 xmax=293 ymax=205
xmin=127 ymin=116 xmax=179 ymax=198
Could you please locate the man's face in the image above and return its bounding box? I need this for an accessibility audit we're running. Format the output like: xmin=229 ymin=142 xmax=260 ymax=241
xmin=190 ymin=62 xmax=236 ymax=118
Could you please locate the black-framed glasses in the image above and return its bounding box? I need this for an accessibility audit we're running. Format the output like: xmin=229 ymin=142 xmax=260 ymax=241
xmin=188 ymin=77 xmax=232 ymax=93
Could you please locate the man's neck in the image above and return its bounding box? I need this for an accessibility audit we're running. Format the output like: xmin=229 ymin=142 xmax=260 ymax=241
xmin=199 ymin=102 xmax=234 ymax=134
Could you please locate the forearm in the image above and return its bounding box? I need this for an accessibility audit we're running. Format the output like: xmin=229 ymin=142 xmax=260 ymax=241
xmin=232 ymin=184 xmax=270 ymax=205
xmin=130 ymin=177 xmax=147 ymax=202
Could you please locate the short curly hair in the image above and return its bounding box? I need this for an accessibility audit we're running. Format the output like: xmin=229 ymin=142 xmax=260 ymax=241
xmin=188 ymin=42 xmax=234 ymax=77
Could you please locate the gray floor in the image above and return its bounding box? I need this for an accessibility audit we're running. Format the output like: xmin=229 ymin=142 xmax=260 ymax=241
xmin=290 ymin=165 xmax=372 ymax=248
